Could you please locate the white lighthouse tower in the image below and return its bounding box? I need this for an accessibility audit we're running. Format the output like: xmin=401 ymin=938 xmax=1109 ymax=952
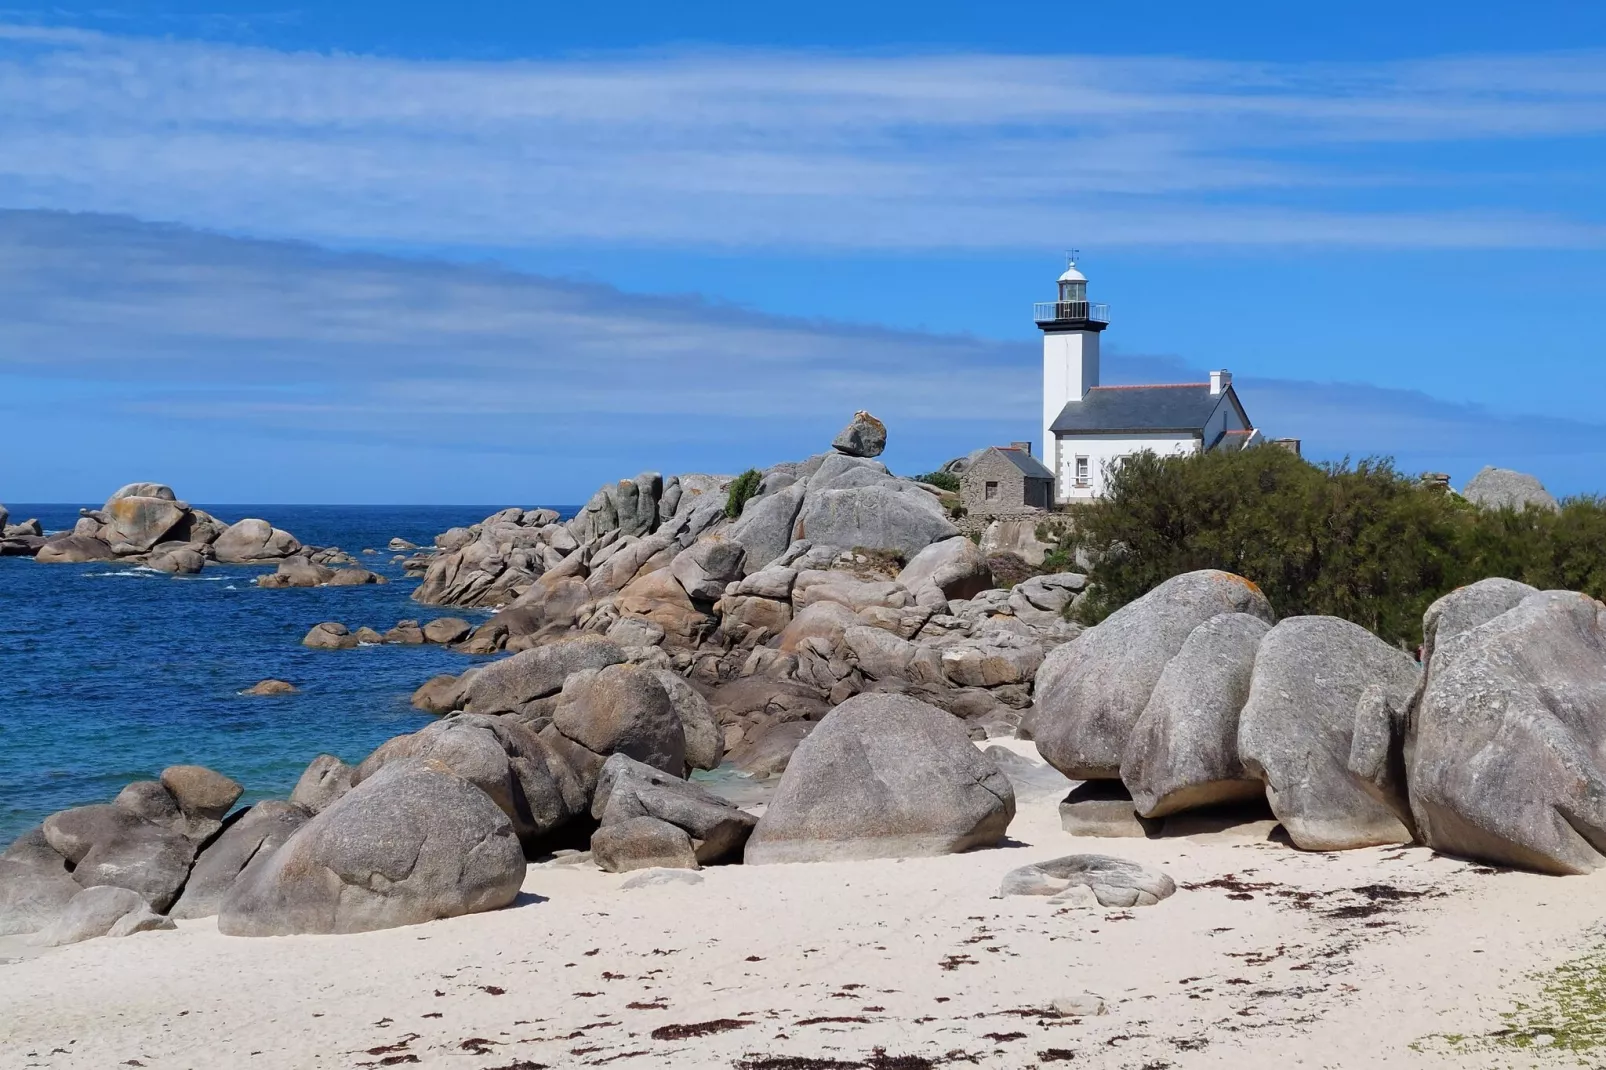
xmin=1035 ymin=255 xmax=1109 ymax=473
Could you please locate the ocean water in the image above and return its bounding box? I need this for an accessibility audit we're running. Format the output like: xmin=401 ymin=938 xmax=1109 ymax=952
xmin=0 ymin=504 xmax=566 ymax=844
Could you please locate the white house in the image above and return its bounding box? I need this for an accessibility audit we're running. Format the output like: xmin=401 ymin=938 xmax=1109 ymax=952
xmin=1037 ymin=258 xmax=1258 ymax=502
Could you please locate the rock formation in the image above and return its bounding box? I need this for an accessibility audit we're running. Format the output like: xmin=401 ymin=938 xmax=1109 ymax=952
xmin=219 ymin=760 xmax=526 ymax=937
xmin=1462 ymin=466 xmax=1560 ymax=512
xmin=1405 ymin=589 xmax=1606 ymax=873
xmin=1033 ymin=570 xmax=1276 ymax=780
xmin=21 ymin=482 xmax=315 ymax=574
xmin=744 ymin=693 xmax=1016 ymax=864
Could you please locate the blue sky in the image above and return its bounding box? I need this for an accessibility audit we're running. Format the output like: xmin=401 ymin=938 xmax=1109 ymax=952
xmin=1 ymin=2 xmax=1604 ymax=503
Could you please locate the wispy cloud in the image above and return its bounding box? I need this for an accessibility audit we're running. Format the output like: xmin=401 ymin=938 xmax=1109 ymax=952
xmin=0 ymin=26 xmax=1603 ymax=252
xmin=2 ymin=209 xmax=1602 ymax=502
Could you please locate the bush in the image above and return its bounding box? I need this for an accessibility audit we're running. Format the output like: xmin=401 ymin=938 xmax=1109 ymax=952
xmin=724 ymin=469 xmax=763 ymax=519
xmin=913 ymin=470 xmax=961 ymax=493
xmin=1061 ymin=447 xmax=1603 ymax=648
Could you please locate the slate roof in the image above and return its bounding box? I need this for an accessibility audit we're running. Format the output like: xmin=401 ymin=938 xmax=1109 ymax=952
xmin=988 ymin=446 xmax=1055 ymax=480
xmin=1050 ymin=383 xmax=1245 ymax=435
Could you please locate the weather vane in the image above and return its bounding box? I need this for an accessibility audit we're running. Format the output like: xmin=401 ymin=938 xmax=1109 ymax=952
xmin=1066 ymin=248 xmax=1080 ymax=267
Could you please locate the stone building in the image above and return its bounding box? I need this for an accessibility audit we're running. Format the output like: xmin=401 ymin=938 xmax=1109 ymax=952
xmin=960 ymin=444 xmax=1055 ymax=517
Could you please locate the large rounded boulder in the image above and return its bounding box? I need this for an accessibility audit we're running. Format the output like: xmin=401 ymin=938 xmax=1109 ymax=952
xmin=1121 ymin=611 xmax=1271 ymax=818
xmin=0 ymin=857 xmax=81 ymax=936
xmin=212 ymin=518 xmax=303 ymax=563
xmin=170 ymin=801 xmax=311 ymax=920
xmin=461 ymin=636 xmax=626 ymax=717
xmin=1237 ymin=616 xmax=1419 ymax=851
xmin=745 ymin=693 xmax=1015 ymax=864
xmin=1033 ymin=570 xmax=1275 ymax=780
xmin=1409 ymin=590 xmax=1606 ymax=874
xmin=355 ymin=715 xmax=589 ymax=854
xmin=1421 ymin=578 xmax=1538 ymax=666
xmin=795 ymin=483 xmax=958 ymax=562
xmin=553 ymin=663 xmax=686 ymax=776
xmin=218 ymin=759 xmax=526 ymax=936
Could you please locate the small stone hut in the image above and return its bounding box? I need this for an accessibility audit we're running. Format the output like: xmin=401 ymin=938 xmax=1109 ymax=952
xmin=961 ymin=444 xmax=1055 ymax=517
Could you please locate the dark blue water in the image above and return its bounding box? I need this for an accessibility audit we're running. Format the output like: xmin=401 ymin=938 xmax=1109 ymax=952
xmin=0 ymin=504 xmax=564 ymax=844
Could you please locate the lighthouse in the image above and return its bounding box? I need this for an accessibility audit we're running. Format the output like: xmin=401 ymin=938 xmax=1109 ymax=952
xmin=1034 ymin=256 xmax=1258 ymax=503
xmin=1034 ymin=255 xmax=1109 ymax=473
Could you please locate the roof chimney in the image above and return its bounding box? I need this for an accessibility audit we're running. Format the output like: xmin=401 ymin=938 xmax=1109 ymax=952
xmin=1209 ymin=369 xmax=1232 ymax=396
xmin=1009 ymin=441 xmax=1032 ymax=454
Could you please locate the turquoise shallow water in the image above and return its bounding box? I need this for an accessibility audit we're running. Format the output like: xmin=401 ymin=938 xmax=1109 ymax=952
xmin=0 ymin=504 xmax=567 ymax=843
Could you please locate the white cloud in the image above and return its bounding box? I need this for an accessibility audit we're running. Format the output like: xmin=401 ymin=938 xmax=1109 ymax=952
xmin=3 ymin=209 xmax=1604 ymax=502
xmin=0 ymin=27 xmax=1603 ymax=251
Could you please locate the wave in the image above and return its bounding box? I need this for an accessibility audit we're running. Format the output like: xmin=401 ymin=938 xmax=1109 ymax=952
xmin=85 ymin=567 xmax=164 ymax=578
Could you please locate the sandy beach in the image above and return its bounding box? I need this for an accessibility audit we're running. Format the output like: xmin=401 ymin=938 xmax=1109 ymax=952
xmin=1 ymin=740 xmax=1594 ymax=1070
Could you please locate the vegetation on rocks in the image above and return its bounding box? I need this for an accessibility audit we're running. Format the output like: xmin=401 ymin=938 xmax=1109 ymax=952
xmin=913 ymin=470 xmax=961 ymax=493
xmin=724 ymin=469 xmax=762 ymax=519
xmin=1055 ymin=446 xmax=1606 ymax=647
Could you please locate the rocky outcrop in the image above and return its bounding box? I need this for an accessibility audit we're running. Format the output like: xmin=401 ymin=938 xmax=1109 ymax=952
xmin=213 ymin=518 xmax=303 ymax=563
xmin=37 ymin=885 xmax=174 ymax=946
xmin=42 ymin=804 xmax=198 ymax=912
xmin=461 ymin=636 xmax=627 ymax=717
xmin=1462 ymin=466 xmax=1560 ymax=513
xmin=423 ymin=617 xmax=472 ymax=644
xmin=1406 ymin=590 xmax=1606 ymax=874
xmin=796 ymin=482 xmax=957 ymax=562
xmin=652 ymin=670 xmax=724 ymax=772
xmin=1033 ymin=570 xmax=1276 ymax=780
xmin=1237 ymin=616 xmax=1419 ymax=851
xmin=0 ymin=857 xmax=81 ymax=936
xmin=302 ymin=621 xmax=358 ymax=649
xmin=591 ymin=818 xmax=699 ymax=872
xmin=896 ymin=537 xmax=993 ymax=602
xmin=290 ymin=754 xmax=356 ymax=813
xmin=589 ymin=754 xmax=756 ymax=871
xmin=355 ymin=715 xmax=591 ymax=854
xmin=170 ymin=802 xmax=310 ymax=919
xmin=20 ymin=484 xmax=309 ymax=569
xmin=102 ymin=491 xmax=189 ymax=554
xmin=35 ymin=534 xmax=117 ymax=563
xmin=745 ymin=693 xmax=1015 ymax=864
xmin=553 ymin=664 xmax=686 ymax=775
xmin=1121 ymin=612 xmax=1271 ymax=818
xmin=244 ymin=679 xmax=298 ymax=696
xmin=219 ymin=759 xmax=527 ymax=937
xmin=1421 ymin=578 xmax=1539 ymax=666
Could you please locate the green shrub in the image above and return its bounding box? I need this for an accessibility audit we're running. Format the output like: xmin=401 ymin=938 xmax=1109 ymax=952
xmin=914 ymin=470 xmax=961 ymax=493
xmin=1062 ymin=447 xmax=1602 ymax=648
xmin=724 ymin=469 xmax=763 ymax=519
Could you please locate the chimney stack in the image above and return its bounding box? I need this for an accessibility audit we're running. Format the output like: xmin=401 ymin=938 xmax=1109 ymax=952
xmin=1209 ymin=369 xmax=1232 ymax=396
xmin=1010 ymin=441 xmax=1033 ymax=454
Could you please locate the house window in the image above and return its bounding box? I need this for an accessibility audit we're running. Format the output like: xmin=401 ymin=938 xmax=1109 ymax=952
xmin=984 ymin=481 xmax=999 ymax=500
xmin=1074 ymin=456 xmax=1090 ymax=486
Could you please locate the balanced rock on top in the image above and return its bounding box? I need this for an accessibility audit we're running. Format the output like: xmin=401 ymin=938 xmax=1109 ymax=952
xmin=831 ymin=411 xmax=887 ymax=459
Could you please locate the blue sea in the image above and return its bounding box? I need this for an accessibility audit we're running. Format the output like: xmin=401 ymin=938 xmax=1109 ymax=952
xmin=0 ymin=504 xmax=566 ymax=844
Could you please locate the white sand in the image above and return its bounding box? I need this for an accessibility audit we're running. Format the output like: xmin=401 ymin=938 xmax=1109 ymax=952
xmin=2 ymin=741 xmax=1600 ymax=1070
